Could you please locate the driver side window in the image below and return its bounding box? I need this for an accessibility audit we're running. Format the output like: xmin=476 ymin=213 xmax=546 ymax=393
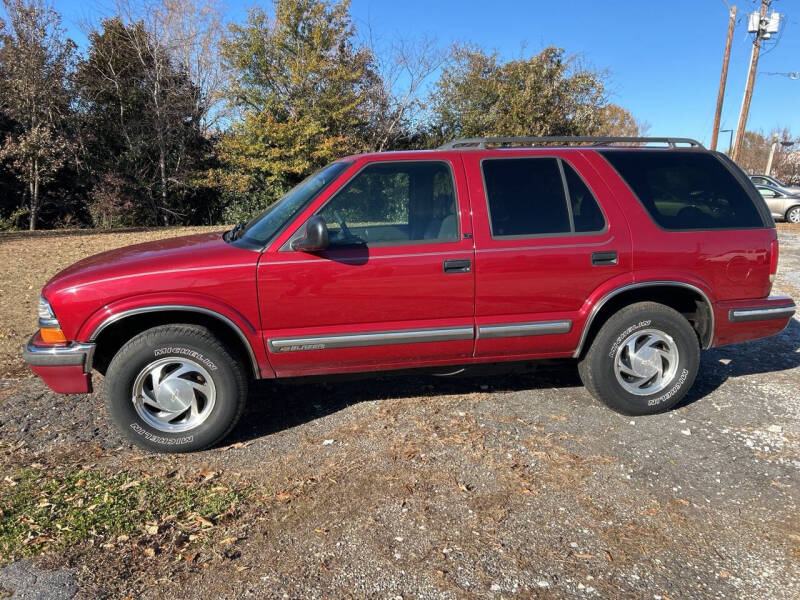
xmin=317 ymin=161 xmax=459 ymax=247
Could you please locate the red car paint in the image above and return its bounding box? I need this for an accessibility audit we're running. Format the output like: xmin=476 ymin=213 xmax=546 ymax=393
xmin=27 ymin=147 xmax=794 ymax=394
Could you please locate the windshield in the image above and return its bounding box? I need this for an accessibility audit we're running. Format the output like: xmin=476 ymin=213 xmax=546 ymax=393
xmin=233 ymin=161 xmax=352 ymax=248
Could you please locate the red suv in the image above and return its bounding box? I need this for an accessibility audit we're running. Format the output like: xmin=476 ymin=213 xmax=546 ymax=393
xmin=23 ymin=137 xmax=796 ymax=452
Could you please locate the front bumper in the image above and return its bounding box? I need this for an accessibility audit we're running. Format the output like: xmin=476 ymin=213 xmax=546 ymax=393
xmin=22 ymin=333 xmax=95 ymax=394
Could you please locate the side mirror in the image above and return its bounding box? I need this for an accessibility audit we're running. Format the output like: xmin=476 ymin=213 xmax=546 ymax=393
xmin=291 ymin=215 xmax=329 ymax=252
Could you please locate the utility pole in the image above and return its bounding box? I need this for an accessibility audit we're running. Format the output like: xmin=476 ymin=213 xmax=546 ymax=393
xmin=731 ymin=0 xmax=777 ymax=162
xmin=711 ymin=5 xmax=737 ymax=151
xmin=765 ymin=133 xmax=779 ymax=175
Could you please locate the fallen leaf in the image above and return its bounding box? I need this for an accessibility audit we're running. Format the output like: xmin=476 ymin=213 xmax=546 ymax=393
xmin=217 ymin=441 xmax=250 ymax=452
xmin=219 ymin=536 xmax=238 ymax=546
xmin=118 ymin=480 xmax=139 ymax=491
xmin=195 ymin=516 xmax=214 ymax=528
xmin=23 ymin=536 xmax=53 ymax=546
xmin=198 ymin=469 xmax=218 ymax=481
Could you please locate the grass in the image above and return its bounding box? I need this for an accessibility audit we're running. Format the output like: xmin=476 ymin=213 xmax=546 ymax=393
xmin=0 ymin=465 xmax=249 ymax=563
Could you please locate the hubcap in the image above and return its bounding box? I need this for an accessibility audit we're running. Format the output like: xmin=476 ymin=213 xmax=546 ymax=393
xmin=788 ymin=208 xmax=800 ymax=224
xmin=132 ymin=357 xmax=216 ymax=433
xmin=613 ymin=328 xmax=679 ymax=396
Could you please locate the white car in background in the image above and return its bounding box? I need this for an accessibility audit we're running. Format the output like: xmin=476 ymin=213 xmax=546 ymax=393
xmin=749 ymin=174 xmax=800 ymax=195
xmin=755 ymin=184 xmax=800 ymax=223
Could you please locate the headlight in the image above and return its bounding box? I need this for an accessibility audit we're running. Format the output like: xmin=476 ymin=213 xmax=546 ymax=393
xmin=37 ymin=295 xmax=66 ymax=343
xmin=38 ymin=296 xmax=56 ymax=322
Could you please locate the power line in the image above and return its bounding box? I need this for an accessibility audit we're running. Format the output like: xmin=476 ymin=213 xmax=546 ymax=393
xmin=760 ymin=71 xmax=800 ymax=79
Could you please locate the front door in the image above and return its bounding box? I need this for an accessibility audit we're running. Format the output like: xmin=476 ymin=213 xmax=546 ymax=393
xmin=257 ymin=156 xmax=476 ymax=377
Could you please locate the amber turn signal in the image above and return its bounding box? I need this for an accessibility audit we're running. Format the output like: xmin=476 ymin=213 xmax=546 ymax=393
xmin=40 ymin=328 xmax=67 ymax=344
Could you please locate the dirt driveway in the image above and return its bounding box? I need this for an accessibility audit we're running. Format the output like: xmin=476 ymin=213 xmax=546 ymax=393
xmin=0 ymin=229 xmax=798 ymax=599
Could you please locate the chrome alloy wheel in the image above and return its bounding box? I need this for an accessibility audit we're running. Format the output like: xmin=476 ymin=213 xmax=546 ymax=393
xmin=613 ymin=328 xmax=679 ymax=396
xmin=131 ymin=357 xmax=216 ymax=432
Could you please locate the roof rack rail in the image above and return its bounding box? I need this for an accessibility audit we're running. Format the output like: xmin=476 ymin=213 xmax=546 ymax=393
xmin=437 ymin=136 xmax=705 ymax=150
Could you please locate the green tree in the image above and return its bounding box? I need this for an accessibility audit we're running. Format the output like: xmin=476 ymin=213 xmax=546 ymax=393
xmin=218 ymin=0 xmax=385 ymax=213
xmin=428 ymin=45 xmax=607 ymax=145
xmin=0 ymin=0 xmax=75 ymax=230
xmin=74 ymin=16 xmax=217 ymax=226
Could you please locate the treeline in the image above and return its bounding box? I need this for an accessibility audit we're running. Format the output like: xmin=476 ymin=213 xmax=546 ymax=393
xmin=735 ymin=129 xmax=799 ymax=184
xmin=0 ymin=0 xmax=648 ymax=231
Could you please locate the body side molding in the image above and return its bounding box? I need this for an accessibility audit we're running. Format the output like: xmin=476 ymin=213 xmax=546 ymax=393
xmin=478 ymin=320 xmax=572 ymax=340
xmin=573 ymin=281 xmax=715 ymax=358
xmin=268 ymin=326 xmax=474 ymax=353
xmin=88 ymin=305 xmax=261 ymax=377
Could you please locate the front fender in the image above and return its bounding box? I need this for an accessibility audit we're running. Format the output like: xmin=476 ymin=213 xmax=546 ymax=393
xmin=77 ymin=292 xmax=273 ymax=378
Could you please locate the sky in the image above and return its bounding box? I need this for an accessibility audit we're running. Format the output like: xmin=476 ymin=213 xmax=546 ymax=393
xmin=42 ymin=0 xmax=800 ymax=146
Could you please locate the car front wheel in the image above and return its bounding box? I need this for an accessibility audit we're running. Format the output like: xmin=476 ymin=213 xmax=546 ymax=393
xmin=578 ymin=302 xmax=700 ymax=415
xmin=104 ymin=324 xmax=247 ymax=452
xmin=785 ymin=206 xmax=800 ymax=224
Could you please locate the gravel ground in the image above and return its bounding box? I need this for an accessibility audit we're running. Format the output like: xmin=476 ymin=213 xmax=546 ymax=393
xmin=0 ymin=232 xmax=798 ymax=599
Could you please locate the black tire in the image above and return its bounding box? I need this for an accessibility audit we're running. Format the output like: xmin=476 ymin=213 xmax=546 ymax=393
xmin=577 ymin=302 xmax=699 ymax=416
xmin=105 ymin=324 xmax=247 ymax=452
xmin=785 ymin=205 xmax=800 ymax=224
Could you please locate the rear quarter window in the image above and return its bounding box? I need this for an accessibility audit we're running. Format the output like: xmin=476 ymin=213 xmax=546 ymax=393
xmin=600 ymin=150 xmax=767 ymax=230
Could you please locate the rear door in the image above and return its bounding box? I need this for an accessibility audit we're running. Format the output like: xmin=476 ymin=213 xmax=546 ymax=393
xmin=464 ymin=150 xmax=632 ymax=358
xmin=256 ymin=155 xmax=476 ymax=377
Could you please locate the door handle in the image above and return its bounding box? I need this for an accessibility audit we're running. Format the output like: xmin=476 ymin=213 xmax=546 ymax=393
xmin=591 ymin=251 xmax=618 ymax=266
xmin=443 ymin=259 xmax=471 ymax=273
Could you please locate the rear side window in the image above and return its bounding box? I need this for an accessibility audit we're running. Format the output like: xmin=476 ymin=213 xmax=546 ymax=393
xmin=563 ymin=163 xmax=606 ymax=232
xmin=600 ymin=151 xmax=765 ymax=230
xmin=482 ymin=158 xmax=606 ymax=237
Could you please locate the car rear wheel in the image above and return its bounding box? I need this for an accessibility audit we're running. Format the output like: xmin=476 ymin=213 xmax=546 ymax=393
xmin=105 ymin=324 xmax=247 ymax=452
xmin=785 ymin=206 xmax=800 ymax=224
xmin=577 ymin=302 xmax=699 ymax=415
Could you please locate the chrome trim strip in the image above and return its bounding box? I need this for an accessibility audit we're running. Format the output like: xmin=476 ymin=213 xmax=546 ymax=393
xmin=478 ymin=320 xmax=572 ymax=340
xmin=23 ymin=334 xmax=95 ymax=371
xmin=729 ymin=305 xmax=796 ymax=322
xmin=573 ymin=281 xmax=715 ymax=358
xmin=89 ymin=305 xmax=260 ymax=378
xmin=268 ymin=326 xmax=474 ymax=353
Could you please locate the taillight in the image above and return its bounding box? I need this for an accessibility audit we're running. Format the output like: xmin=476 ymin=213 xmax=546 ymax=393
xmin=769 ymin=238 xmax=779 ymax=284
